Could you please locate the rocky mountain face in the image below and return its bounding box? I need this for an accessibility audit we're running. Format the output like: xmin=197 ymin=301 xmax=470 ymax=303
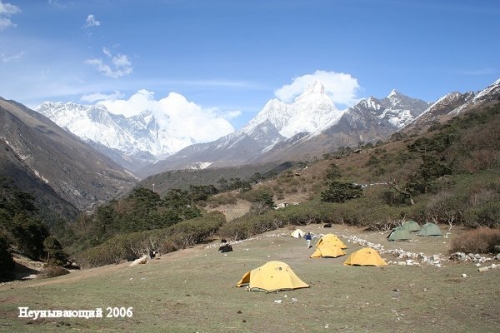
xmin=35 ymin=102 xmax=192 ymax=173
xmin=33 ymin=79 xmax=500 ymax=179
xmin=138 ymin=82 xmax=431 ymax=177
xmin=242 ymin=81 xmax=342 ymax=137
xmin=403 ymin=79 xmax=500 ymax=135
xmin=0 ymin=98 xmax=137 ymax=216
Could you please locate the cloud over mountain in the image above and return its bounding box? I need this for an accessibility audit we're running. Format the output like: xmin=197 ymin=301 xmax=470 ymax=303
xmin=96 ymin=89 xmax=235 ymax=143
xmin=274 ymin=70 xmax=360 ymax=107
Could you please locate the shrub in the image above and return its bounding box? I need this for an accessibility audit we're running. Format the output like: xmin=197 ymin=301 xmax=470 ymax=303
xmin=238 ymin=186 xmax=274 ymax=203
xmin=463 ymin=200 xmax=500 ymax=228
xmin=219 ymin=213 xmax=287 ymax=241
xmin=450 ymin=228 xmax=500 ymax=254
xmin=206 ymin=193 xmax=237 ymax=207
xmin=166 ymin=212 xmax=225 ymax=249
xmin=74 ymin=212 xmax=226 ymax=268
xmin=321 ymin=181 xmax=363 ymax=203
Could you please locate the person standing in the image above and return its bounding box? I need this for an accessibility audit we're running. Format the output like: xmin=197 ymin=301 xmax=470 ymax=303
xmin=305 ymin=232 xmax=312 ymax=248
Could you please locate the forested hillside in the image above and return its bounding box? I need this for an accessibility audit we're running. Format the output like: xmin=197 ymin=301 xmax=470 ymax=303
xmin=58 ymin=103 xmax=500 ymax=269
xmin=2 ymin=103 xmax=499 ymax=275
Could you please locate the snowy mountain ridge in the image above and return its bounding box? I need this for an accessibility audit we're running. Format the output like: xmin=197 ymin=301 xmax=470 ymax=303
xmin=35 ymin=101 xmax=196 ymax=161
xmin=34 ymin=78 xmax=500 ymax=177
xmin=242 ymin=81 xmax=341 ymax=138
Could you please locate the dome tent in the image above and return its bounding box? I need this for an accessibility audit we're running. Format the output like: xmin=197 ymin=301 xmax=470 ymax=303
xmin=310 ymin=234 xmax=347 ymax=258
xmin=236 ymin=261 xmax=309 ymax=292
xmin=417 ymin=223 xmax=443 ymax=237
xmin=290 ymin=229 xmax=305 ymax=238
xmin=401 ymin=220 xmax=421 ymax=232
xmin=387 ymin=226 xmax=412 ymax=242
xmin=343 ymin=247 xmax=387 ymax=266
xmin=316 ymin=234 xmax=347 ymax=248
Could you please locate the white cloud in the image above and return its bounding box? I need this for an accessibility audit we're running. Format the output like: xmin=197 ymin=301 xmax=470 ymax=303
xmin=0 ymin=51 xmax=24 ymax=62
xmin=84 ymin=14 xmax=100 ymax=28
xmin=80 ymin=90 xmax=123 ymax=103
xmin=0 ymin=1 xmax=21 ymax=31
xmin=97 ymin=90 xmax=235 ymax=142
xmin=224 ymin=110 xmax=242 ymax=119
xmin=85 ymin=48 xmax=132 ymax=78
xmin=275 ymin=70 xmax=361 ymax=107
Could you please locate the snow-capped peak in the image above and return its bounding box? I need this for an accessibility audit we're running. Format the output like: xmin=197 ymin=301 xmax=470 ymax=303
xmin=243 ymin=80 xmax=341 ymax=138
xmin=388 ymin=89 xmax=399 ymax=98
xmin=303 ymin=80 xmax=325 ymax=95
xmin=35 ymin=101 xmax=196 ymax=160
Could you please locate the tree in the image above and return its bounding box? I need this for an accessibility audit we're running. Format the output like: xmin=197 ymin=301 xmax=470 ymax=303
xmin=248 ymin=192 xmax=275 ymax=215
xmin=43 ymin=236 xmax=68 ymax=266
xmin=0 ymin=231 xmax=14 ymax=281
xmin=11 ymin=215 xmax=49 ymax=259
xmin=325 ymin=163 xmax=342 ymax=181
xmin=217 ymin=177 xmax=229 ymax=191
xmin=321 ymin=181 xmax=363 ymax=203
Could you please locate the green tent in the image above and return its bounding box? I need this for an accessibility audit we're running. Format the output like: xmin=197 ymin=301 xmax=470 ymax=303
xmin=417 ymin=223 xmax=442 ymax=237
xmin=387 ymin=226 xmax=412 ymax=242
xmin=401 ymin=220 xmax=421 ymax=232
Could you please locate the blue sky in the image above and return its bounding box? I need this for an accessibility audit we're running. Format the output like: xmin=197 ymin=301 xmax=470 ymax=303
xmin=1 ymin=0 xmax=499 ymax=137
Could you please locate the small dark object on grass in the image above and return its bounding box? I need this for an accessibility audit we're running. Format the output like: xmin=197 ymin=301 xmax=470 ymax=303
xmin=324 ymin=223 xmax=332 ymax=228
xmin=218 ymin=243 xmax=233 ymax=253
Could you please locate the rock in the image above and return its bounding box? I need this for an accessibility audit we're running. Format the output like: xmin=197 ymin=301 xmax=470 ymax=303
xmin=129 ymin=255 xmax=148 ymax=267
xmin=478 ymin=267 xmax=489 ymax=272
xmin=450 ymin=252 xmax=466 ymax=261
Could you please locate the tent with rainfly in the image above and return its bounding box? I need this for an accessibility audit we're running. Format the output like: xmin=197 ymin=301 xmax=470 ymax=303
xmin=310 ymin=234 xmax=347 ymax=258
xmin=417 ymin=222 xmax=443 ymax=237
xmin=387 ymin=226 xmax=412 ymax=241
xmin=401 ymin=220 xmax=421 ymax=232
xmin=343 ymin=247 xmax=387 ymax=266
xmin=290 ymin=229 xmax=306 ymax=239
xmin=236 ymin=261 xmax=309 ymax=292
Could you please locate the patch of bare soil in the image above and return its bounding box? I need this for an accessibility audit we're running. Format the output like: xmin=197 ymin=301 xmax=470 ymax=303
xmin=206 ymin=191 xmax=310 ymax=222
xmin=208 ymin=199 xmax=251 ymax=221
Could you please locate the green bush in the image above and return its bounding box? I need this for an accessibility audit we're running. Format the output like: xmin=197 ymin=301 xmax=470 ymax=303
xmin=166 ymin=212 xmax=225 ymax=249
xmin=206 ymin=193 xmax=237 ymax=207
xmin=321 ymin=181 xmax=363 ymax=203
xmin=238 ymin=185 xmax=274 ymax=203
xmin=463 ymin=200 xmax=500 ymax=228
xmin=74 ymin=212 xmax=226 ymax=268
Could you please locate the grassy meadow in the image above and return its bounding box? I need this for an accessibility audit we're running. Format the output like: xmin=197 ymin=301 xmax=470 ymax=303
xmin=1 ymin=224 xmax=499 ymax=333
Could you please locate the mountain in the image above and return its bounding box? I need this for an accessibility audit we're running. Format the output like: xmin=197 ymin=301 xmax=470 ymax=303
xmin=0 ymin=98 xmax=137 ymax=215
xmin=138 ymin=83 xmax=430 ymax=176
xmin=242 ymin=80 xmax=342 ymax=137
xmin=35 ymin=102 xmax=197 ymax=173
xmin=34 ymin=79 xmax=500 ymax=179
xmin=402 ymin=79 xmax=500 ymax=135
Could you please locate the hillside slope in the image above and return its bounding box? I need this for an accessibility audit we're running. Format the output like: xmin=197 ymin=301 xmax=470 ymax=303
xmin=0 ymin=98 xmax=137 ymax=214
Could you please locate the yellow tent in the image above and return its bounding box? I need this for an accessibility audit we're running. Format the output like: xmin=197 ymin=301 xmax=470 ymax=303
xmin=343 ymin=247 xmax=387 ymax=266
xmin=310 ymin=233 xmax=347 ymax=258
xmin=236 ymin=261 xmax=309 ymax=292
xmin=311 ymin=234 xmax=347 ymax=258
xmin=320 ymin=234 xmax=347 ymax=249
xmin=290 ymin=229 xmax=305 ymax=238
